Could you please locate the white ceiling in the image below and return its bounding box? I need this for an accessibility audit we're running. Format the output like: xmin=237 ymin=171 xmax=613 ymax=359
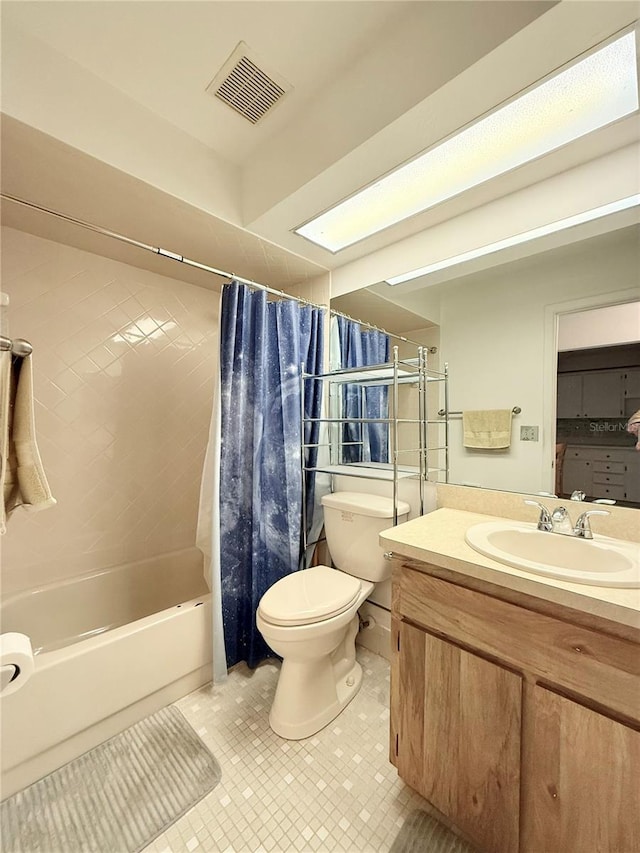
xmin=1 ymin=1 xmax=414 ymax=166
xmin=1 ymin=0 xmax=639 ymax=300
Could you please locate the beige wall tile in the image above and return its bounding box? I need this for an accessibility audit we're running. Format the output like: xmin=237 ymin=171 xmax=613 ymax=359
xmin=1 ymin=227 xmax=219 ymax=594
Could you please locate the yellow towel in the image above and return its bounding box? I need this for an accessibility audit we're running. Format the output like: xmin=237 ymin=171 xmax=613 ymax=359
xmin=1 ymin=352 xmax=56 ymax=534
xmin=463 ymin=409 xmax=512 ymax=449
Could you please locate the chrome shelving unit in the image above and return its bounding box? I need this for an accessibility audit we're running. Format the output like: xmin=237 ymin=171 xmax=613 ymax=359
xmin=300 ymin=346 xmax=449 ymax=562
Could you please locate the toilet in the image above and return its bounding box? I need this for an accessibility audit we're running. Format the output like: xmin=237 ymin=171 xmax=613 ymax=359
xmin=256 ymin=491 xmax=410 ymax=739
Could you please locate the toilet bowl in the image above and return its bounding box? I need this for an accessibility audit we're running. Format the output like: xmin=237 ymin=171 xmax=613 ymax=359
xmin=257 ymin=492 xmax=410 ymax=740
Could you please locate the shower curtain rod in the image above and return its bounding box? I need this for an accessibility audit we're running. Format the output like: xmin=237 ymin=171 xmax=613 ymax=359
xmin=0 ymin=192 xmax=437 ymax=352
xmin=1 ymin=193 xmax=429 ymax=348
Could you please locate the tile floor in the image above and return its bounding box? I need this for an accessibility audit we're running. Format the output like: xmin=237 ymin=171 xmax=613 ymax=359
xmin=143 ymin=647 xmax=432 ymax=853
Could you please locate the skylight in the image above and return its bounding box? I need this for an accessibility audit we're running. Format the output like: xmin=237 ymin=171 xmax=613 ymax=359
xmin=294 ymin=31 xmax=638 ymax=253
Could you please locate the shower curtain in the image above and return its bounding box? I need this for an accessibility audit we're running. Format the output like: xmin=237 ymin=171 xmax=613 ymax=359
xmin=334 ymin=316 xmax=390 ymax=464
xmin=204 ymin=282 xmax=324 ymax=673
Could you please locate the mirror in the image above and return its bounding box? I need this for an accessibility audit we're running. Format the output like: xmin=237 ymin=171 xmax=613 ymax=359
xmin=331 ymin=223 xmax=640 ymax=507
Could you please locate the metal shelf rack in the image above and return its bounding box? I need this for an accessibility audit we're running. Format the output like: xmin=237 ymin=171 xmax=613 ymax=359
xmin=300 ymin=345 xmax=449 ymax=562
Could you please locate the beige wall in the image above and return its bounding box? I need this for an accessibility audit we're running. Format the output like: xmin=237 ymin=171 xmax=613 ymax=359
xmin=1 ymin=227 xmax=218 ymax=595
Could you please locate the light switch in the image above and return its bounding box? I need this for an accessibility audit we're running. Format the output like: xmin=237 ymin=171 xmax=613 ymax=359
xmin=520 ymin=425 xmax=539 ymax=442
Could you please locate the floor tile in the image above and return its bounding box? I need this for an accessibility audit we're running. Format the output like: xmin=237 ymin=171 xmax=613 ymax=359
xmin=142 ymin=648 xmax=432 ymax=853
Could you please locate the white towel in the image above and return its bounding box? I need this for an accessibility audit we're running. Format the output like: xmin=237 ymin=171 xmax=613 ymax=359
xmin=463 ymin=409 xmax=512 ymax=449
xmin=1 ymin=352 xmax=56 ymax=534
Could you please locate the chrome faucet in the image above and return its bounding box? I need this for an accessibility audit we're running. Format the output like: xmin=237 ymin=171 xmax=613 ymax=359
xmin=550 ymin=506 xmax=573 ymax=535
xmin=524 ymin=500 xmax=609 ymax=539
xmin=523 ymin=500 xmax=553 ymax=532
xmin=573 ymin=509 xmax=610 ymax=540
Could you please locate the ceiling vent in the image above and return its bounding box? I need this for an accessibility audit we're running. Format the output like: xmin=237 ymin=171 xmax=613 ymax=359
xmin=206 ymin=41 xmax=291 ymax=125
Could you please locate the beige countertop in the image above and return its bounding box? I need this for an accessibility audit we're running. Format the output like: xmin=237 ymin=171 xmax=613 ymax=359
xmin=380 ymin=507 xmax=640 ymax=630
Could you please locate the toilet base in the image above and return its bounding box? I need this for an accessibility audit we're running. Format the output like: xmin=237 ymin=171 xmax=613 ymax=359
xmin=269 ymin=658 xmax=363 ymax=740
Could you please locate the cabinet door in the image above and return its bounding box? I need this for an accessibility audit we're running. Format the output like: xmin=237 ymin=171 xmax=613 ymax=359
xmin=395 ymin=622 xmax=522 ymax=853
xmin=625 ymin=454 xmax=640 ymax=503
xmin=624 ymin=366 xmax=640 ymax=417
xmin=557 ymin=373 xmax=583 ymax=418
xmin=582 ymin=371 xmax=625 ymax=417
xmin=528 ymin=686 xmax=640 ymax=853
xmin=561 ymin=458 xmax=592 ymax=496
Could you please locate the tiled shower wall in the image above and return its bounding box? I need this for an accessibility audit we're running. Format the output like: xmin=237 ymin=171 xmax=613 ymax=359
xmin=1 ymin=227 xmax=218 ymax=595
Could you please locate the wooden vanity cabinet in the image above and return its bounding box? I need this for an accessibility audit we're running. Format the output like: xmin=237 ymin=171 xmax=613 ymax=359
xmin=390 ymin=561 xmax=640 ymax=853
xmin=393 ymin=620 xmax=522 ymax=853
xmin=529 ymin=686 xmax=640 ymax=852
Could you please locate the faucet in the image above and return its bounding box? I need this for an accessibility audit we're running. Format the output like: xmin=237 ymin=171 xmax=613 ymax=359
xmin=550 ymin=506 xmax=573 ymax=535
xmin=523 ymin=500 xmax=553 ymax=532
xmin=570 ymin=490 xmax=586 ymax=501
xmin=524 ymin=500 xmax=609 ymax=539
xmin=573 ymin=509 xmax=610 ymax=540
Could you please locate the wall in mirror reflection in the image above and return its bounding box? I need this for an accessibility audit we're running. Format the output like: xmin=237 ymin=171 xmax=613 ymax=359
xmin=370 ymin=226 xmax=638 ymax=500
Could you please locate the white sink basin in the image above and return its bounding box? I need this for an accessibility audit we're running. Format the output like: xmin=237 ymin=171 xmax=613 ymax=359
xmin=464 ymin=521 xmax=640 ymax=588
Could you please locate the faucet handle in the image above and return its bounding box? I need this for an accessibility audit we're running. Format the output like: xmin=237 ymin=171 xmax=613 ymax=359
xmin=524 ymin=499 xmax=553 ymax=532
xmin=574 ymin=509 xmax=610 ymax=540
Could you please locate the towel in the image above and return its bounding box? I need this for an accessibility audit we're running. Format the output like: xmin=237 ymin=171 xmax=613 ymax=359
xmin=463 ymin=409 xmax=512 ymax=449
xmin=1 ymin=352 xmax=56 ymax=534
xmin=0 ymin=351 xmax=12 ymax=534
xmin=627 ymin=409 xmax=640 ymax=450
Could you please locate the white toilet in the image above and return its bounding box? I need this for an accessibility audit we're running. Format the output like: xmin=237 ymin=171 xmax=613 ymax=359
xmin=256 ymin=491 xmax=410 ymax=740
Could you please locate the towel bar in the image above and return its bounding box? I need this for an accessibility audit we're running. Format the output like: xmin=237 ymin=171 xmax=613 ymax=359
xmin=0 ymin=336 xmax=33 ymax=357
xmin=438 ymin=406 xmax=521 ymax=417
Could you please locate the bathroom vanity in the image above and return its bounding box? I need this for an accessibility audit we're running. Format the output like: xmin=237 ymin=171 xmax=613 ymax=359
xmin=382 ymin=507 xmax=640 ymax=853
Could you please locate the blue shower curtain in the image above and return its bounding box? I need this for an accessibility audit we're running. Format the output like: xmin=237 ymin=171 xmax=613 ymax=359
xmin=219 ymin=283 xmax=324 ymax=670
xmin=336 ymin=316 xmax=390 ymax=464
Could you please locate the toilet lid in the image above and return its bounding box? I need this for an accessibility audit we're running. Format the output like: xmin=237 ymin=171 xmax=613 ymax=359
xmin=258 ymin=566 xmax=361 ymax=627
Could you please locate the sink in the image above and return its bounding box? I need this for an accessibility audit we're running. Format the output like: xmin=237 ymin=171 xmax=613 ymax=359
xmin=464 ymin=521 xmax=640 ymax=588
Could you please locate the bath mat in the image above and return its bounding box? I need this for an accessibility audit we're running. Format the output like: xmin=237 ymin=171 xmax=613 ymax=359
xmin=390 ymin=809 xmax=479 ymax=853
xmin=1 ymin=705 xmax=221 ymax=853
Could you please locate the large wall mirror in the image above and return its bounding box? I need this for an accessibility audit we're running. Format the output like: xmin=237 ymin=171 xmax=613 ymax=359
xmin=332 ymin=222 xmax=640 ymax=508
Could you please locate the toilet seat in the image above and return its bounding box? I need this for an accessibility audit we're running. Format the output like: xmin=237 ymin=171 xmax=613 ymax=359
xmin=258 ymin=566 xmax=361 ymax=627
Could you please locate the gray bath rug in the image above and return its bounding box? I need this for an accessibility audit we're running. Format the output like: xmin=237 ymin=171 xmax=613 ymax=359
xmin=1 ymin=705 xmax=221 ymax=853
xmin=390 ymin=809 xmax=479 ymax=853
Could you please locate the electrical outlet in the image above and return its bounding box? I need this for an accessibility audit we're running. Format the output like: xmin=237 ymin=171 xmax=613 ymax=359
xmin=520 ymin=425 xmax=539 ymax=442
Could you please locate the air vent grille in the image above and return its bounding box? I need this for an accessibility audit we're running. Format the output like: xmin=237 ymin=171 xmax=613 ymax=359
xmin=207 ymin=44 xmax=290 ymax=124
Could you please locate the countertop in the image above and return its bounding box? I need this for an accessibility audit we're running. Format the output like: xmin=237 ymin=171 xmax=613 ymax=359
xmin=380 ymin=507 xmax=640 ymax=630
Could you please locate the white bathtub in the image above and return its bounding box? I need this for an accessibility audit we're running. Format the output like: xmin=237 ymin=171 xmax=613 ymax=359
xmin=1 ymin=548 xmax=212 ymax=797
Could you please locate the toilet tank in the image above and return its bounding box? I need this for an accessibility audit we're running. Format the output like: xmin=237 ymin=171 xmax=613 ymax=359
xmin=320 ymin=492 xmax=410 ymax=582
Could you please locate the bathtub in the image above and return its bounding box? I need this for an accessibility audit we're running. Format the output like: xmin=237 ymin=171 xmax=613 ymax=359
xmin=1 ymin=547 xmax=212 ymax=798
